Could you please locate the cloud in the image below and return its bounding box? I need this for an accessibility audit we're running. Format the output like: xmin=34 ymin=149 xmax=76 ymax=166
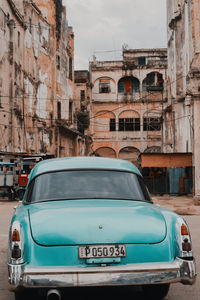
xmin=63 ymin=0 xmax=167 ymax=69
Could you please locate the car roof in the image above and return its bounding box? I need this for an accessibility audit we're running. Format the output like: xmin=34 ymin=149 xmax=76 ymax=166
xmin=29 ymin=156 xmax=141 ymax=180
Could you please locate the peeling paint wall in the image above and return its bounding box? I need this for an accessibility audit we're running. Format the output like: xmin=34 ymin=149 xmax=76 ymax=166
xmin=74 ymin=70 xmax=90 ymax=133
xmin=0 ymin=0 xmax=88 ymax=158
xmin=36 ymin=70 xmax=48 ymax=119
xmin=89 ymin=49 xmax=168 ymax=165
xmin=24 ymin=77 xmax=33 ymax=113
xmin=166 ymin=0 xmax=200 ymax=198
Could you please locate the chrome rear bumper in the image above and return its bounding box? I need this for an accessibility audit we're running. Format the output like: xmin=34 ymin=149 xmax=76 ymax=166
xmin=8 ymin=258 xmax=196 ymax=290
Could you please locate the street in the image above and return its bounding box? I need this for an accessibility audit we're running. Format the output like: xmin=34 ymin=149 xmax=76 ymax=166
xmin=0 ymin=199 xmax=199 ymax=300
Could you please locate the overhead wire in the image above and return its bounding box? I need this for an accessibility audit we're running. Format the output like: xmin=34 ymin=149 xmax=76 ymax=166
xmin=0 ymin=71 xmax=189 ymax=128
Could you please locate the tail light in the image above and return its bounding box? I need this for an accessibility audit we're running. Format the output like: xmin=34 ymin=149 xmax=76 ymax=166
xmin=181 ymin=224 xmax=189 ymax=236
xmin=175 ymin=218 xmax=193 ymax=259
xmin=12 ymin=244 xmax=21 ymax=259
xmin=12 ymin=229 xmax=20 ymax=242
xmin=10 ymin=221 xmax=23 ymax=262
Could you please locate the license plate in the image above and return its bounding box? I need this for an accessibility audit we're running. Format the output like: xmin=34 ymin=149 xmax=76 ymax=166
xmin=79 ymin=244 xmax=126 ymax=259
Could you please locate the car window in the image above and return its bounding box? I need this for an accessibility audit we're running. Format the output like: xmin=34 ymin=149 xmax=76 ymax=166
xmin=25 ymin=170 xmax=151 ymax=203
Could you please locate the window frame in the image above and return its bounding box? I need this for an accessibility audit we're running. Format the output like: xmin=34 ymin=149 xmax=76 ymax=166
xmin=119 ymin=118 xmax=141 ymax=132
xmin=109 ymin=118 xmax=116 ymax=131
xmin=143 ymin=117 xmax=162 ymax=131
xmin=24 ymin=169 xmax=152 ymax=204
xmin=99 ymin=79 xmax=111 ymax=94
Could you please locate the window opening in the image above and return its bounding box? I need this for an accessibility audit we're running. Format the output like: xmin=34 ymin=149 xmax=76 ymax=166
xmin=56 ymin=55 xmax=60 ymax=70
xmin=143 ymin=118 xmax=162 ymax=131
xmin=110 ymin=119 xmax=116 ymax=131
xmin=57 ymin=102 xmax=61 ymax=120
xmin=38 ymin=22 xmax=42 ymax=36
xmin=80 ymin=90 xmax=85 ymax=102
xmin=138 ymin=57 xmax=146 ymax=66
xmin=18 ymin=31 xmax=20 ymax=48
xmin=99 ymin=79 xmax=111 ymax=93
xmin=119 ymin=118 xmax=140 ymax=131
xmin=69 ymin=57 xmax=73 ymax=80
xmin=118 ymin=80 xmax=125 ymax=93
xmin=125 ymin=78 xmax=132 ymax=93
xmin=143 ymin=72 xmax=164 ymax=92
xmin=29 ymin=18 xmax=32 ymax=33
xmin=69 ymin=102 xmax=73 ymax=124
xmin=118 ymin=77 xmax=139 ymax=94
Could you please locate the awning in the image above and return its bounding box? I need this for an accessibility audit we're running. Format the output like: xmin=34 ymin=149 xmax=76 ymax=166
xmin=141 ymin=153 xmax=192 ymax=168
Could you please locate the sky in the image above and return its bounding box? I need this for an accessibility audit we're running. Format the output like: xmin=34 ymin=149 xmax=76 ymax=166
xmin=63 ymin=0 xmax=167 ymax=70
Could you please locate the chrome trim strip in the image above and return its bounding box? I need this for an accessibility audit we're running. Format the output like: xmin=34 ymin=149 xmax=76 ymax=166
xmin=8 ymin=258 xmax=196 ymax=290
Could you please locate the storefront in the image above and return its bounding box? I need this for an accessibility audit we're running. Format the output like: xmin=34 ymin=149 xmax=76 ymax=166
xmin=141 ymin=153 xmax=193 ymax=195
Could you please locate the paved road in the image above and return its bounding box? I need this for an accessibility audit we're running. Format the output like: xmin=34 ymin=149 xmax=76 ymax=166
xmin=0 ymin=200 xmax=199 ymax=300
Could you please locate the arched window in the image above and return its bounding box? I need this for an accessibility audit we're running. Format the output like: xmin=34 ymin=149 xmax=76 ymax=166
xmin=99 ymin=78 xmax=111 ymax=93
xmin=142 ymin=72 xmax=164 ymax=92
xmin=94 ymin=111 xmax=116 ymax=132
xmin=95 ymin=147 xmax=116 ymax=158
xmin=143 ymin=110 xmax=162 ymax=131
xmin=118 ymin=110 xmax=140 ymax=131
xmin=118 ymin=147 xmax=140 ymax=166
xmin=118 ymin=76 xmax=140 ymax=94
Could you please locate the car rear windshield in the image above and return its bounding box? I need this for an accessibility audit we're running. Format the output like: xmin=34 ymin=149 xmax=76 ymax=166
xmin=25 ymin=170 xmax=151 ymax=203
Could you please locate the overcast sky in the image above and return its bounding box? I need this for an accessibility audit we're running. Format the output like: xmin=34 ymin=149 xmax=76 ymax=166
xmin=63 ymin=0 xmax=167 ymax=70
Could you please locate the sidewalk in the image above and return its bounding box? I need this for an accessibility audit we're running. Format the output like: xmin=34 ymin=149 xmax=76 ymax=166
xmin=1 ymin=195 xmax=200 ymax=216
xmin=152 ymin=195 xmax=200 ymax=216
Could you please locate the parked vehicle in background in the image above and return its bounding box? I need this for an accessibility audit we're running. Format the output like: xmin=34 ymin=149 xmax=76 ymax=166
xmin=16 ymin=156 xmax=43 ymax=200
xmin=0 ymin=155 xmax=46 ymax=201
xmin=0 ymin=162 xmax=15 ymax=200
xmin=8 ymin=157 xmax=196 ymax=300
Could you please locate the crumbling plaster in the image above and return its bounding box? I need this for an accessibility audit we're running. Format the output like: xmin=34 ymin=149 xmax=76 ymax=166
xmin=0 ymin=0 xmax=88 ymax=158
xmin=90 ymin=49 xmax=167 ymax=162
xmin=166 ymin=0 xmax=200 ymax=198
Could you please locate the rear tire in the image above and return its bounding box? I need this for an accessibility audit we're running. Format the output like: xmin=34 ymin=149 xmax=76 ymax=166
xmin=142 ymin=283 xmax=170 ymax=300
xmin=15 ymin=291 xmax=26 ymax=300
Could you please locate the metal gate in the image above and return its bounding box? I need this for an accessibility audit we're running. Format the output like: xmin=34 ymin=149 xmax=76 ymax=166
xmin=144 ymin=177 xmax=169 ymax=195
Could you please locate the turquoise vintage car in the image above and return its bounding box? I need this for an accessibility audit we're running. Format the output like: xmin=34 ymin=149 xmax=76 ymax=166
xmin=8 ymin=157 xmax=196 ymax=300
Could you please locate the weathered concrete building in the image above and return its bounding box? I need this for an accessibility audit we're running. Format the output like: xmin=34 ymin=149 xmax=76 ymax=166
xmin=74 ymin=70 xmax=91 ymax=154
xmin=89 ymin=48 xmax=168 ymax=168
xmin=0 ymin=0 xmax=88 ymax=160
xmin=74 ymin=70 xmax=90 ymax=113
xmin=166 ymin=0 xmax=200 ymax=199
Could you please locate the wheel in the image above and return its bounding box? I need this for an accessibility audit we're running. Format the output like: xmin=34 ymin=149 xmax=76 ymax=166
xmin=15 ymin=291 xmax=26 ymax=300
xmin=142 ymin=284 xmax=170 ymax=300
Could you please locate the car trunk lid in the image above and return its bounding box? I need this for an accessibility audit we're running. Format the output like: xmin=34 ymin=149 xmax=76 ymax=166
xmin=28 ymin=199 xmax=167 ymax=246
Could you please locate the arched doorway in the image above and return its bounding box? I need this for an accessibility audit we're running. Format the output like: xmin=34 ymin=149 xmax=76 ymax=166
xmin=118 ymin=147 xmax=140 ymax=167
xmin=94 ymin=147 xmax=116 ymax=158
